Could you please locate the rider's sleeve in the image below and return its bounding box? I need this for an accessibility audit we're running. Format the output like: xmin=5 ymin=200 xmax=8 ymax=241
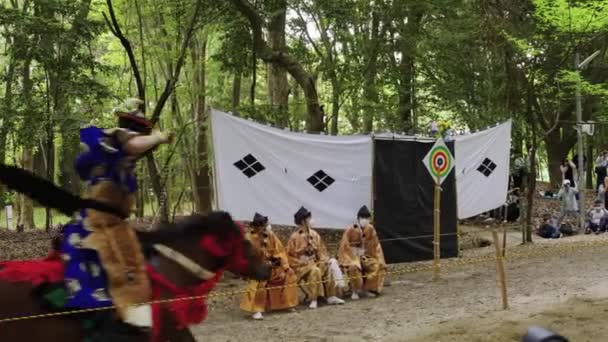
xmin=74 ymin=126 xmax=131 ymax=181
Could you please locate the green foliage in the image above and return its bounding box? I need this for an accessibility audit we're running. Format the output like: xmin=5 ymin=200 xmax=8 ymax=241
xmin=4 ymin=0 xmax=608 ymax=218
xmin=532 ymin=0 xmax=608 ymax=32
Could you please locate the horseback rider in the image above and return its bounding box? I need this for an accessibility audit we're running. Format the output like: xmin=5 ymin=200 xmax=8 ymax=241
xmin=60 ymin=98 xmax=171 ymax=339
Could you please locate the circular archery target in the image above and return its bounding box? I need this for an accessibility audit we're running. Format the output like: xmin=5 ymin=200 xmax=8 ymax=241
xmin=429 ymin=146 xmax=452 ymax=179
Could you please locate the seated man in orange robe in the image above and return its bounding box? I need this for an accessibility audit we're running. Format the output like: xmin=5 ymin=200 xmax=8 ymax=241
xmin=240 ymin=213 xmax=298 ymax=320
xmin=286 ymin=207 xmax=346 ymax=309
xmin=338 ymin=205 xmax=386 ymax=300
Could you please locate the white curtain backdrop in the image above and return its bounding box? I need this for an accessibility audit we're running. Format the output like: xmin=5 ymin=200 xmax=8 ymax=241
xmin=210 ymin=109 xmax=373 ymax=228
xmin=454 ymin=121 xmax=512 ymax=219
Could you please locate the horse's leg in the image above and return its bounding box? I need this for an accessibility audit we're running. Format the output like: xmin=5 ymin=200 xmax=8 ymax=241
xmin=177 ymin=328 xmax=198 ymax=342
xmin=0 ymin=280 xmax=82 ymax=342
xmin=159 ymin=307 xmax=198 ymax=342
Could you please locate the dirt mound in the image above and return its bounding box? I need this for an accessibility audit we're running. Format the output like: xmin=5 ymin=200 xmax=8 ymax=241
xmin=408 ymin=297 xmax=608 ymax=342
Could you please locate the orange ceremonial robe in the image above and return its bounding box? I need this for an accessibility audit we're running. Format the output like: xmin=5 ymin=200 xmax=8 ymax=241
xmin=286 ymin=227 xmax=338 ymax=301
xmin=240 ymin=229 xmax=298 ymax=313
xmin=337 ymin=224 xmax=386 ymax=293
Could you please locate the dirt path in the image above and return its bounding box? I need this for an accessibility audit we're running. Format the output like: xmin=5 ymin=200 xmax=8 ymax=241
xmin=193 ymin=234 xmax=608 ymax=341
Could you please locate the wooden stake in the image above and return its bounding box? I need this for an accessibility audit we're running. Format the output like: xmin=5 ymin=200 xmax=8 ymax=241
xmin=492 ymin=230 xmax=509 ymax=310
xmin=502 ymin=225 xmax=507 ymax=258
xmin=433 ymin=178 xmax=441 ymax=282
xmin=502 ymin=204 xmax=508 ymax=257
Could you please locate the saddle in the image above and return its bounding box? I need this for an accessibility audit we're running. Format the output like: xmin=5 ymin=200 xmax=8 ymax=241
xmin=0 ymin=255 xmax=146 ymax=342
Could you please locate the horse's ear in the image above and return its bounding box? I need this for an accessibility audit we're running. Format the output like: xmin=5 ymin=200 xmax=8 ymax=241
xmin=136 ymin=222 xmax=179 ymax=245
xmin=206 ymin=211 xmax=239 ymax=235
xmin=169 ymin=214 xmax=207 ymax=237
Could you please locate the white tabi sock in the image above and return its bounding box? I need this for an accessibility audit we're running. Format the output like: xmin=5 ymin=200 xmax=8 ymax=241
xmin=123 ymin=304 xmax=152 ymax=328
xmin=327 ymin=258 xmax=346 ymax=289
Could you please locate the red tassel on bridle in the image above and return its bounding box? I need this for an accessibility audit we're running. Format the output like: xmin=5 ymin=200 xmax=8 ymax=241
xmin=198 ymin=221 xmax=249 ymax=274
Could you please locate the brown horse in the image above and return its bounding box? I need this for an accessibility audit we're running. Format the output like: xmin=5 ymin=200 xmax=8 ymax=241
xmin=0 ymin=211 xmax=270 ymax=342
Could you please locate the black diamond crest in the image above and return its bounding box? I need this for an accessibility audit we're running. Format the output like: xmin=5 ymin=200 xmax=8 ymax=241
xmin=307 ymin=170 xmax=335 ymax=192
xmin=234 ymin=154 xmax=266 ymax=178
xmin=476 ymin=158 xmax=497 ymax=177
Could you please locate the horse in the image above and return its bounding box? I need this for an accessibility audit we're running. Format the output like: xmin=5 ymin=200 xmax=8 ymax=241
xmin=0 ymin=211 xmax=271 ymax=342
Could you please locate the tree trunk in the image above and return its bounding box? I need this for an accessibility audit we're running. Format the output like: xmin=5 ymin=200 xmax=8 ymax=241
xmin=146 ymin=156 xmax=169 ymax=222
xmin=44 ymin=119 xmax=55 ymax=231
xmin=525 ymin=141 xmax=536 ymax=243
xmin=361 ymin=12 xmax=381 ymax=134
xmin=58 ymin=121 xmax=81 ymax=194
xmin=19 ymin=148 xmax=36 ymax=230
xmin=290 ymin=83 xmax=304 ymax=131
xmin=544 ymin=129 xmax=576 ymax=187
xmin=329 ymin=75 xmax=340 ymax=135
xmin=171 ymin=92 xmax=196 ymax=209
xmin=301 ymin=75 xmax=324 ymax=133
xmin=587 ymin=137 xmax=594 ymax=189
xmin=0 ymin=55 xmax=16 ymax=205
xmin=267 ymin=4 xmax=289 ymax=128
xmin=191 ymin=33 xmax=212 ymax=213
xmin=232 ymin=72 xmax=242 ymax=112
xmin=20 ymin=53 xmax=36 ymax=230
xmin=0 ymin=131 xmax=6 ymax=204
xmin=524 ymin=87 xmax=537 ymax=244
xmin=362 ymin=66 xmax=378 ymax=134
xmin=397 ymin=53 xmax=415 ymax=133
xmin=250 ymin=49 xmax=256 ymax=109
xmin=136 ymin=164 xmax=145 ymax=218
xmin=230 ymin=0 xmax=324 ymax=133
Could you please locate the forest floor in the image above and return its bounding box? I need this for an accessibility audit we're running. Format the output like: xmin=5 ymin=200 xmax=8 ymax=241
xmin=2 ymin=223 xmax=608 ymax=341
xmin=194 ymin=230 xmax=608 ymax=342
xmin=2 ymin=184 xmax=607 ymax=341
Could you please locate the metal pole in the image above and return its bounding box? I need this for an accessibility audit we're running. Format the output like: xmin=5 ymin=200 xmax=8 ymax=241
xmin=575 ymin=53 xmax=585 ymax=232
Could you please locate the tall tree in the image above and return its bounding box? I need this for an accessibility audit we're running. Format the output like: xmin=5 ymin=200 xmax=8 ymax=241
xmin=265 ymin=0 xmax=290 ymax=128
xmin=230 ymin=0 xmax=325 ymax=133
xmin=104 ymin=0 xmax=204 ymax=221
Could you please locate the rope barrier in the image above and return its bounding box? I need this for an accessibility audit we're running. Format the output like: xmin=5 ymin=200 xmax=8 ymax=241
xmin=0 ymin=232 xmax=463 ymax=246
xmin=2 ymin=236 xmax=608 ymax=323
xmin=0 ymin=254 xmax=496 ymax=324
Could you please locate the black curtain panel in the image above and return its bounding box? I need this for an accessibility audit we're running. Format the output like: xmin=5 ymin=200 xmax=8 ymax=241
xmin=373 ymin=138 xmax=458 ymax=263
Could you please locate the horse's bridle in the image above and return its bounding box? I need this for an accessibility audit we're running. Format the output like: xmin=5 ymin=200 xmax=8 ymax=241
xmin=152 ymin=244 xmax=216 ymax=280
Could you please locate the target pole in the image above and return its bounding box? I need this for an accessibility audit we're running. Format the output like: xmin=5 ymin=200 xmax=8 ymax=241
xmin=423 ymin=138 xmax=453 ymax=283
xmin=433 ymin=176 xmax=441 ymax=282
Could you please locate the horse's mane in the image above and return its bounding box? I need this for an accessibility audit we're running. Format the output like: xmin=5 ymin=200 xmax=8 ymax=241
xmin=137 ymin=211 xmax=239 ymax=246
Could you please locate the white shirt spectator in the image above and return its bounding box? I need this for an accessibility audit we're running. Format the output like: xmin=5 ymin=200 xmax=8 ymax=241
xmin=588 ymin=207 xmax=608 ymax=225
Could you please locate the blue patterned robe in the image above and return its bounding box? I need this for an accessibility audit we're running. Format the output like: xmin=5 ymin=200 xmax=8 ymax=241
xmin=61 ymin=126 xmax=139 ymax=309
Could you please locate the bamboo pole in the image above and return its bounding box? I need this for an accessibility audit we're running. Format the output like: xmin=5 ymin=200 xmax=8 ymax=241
xmin=433 ymin=178 xmax=441 ymax=282
xmin=492 ymin=230 xmax=509 ymax=309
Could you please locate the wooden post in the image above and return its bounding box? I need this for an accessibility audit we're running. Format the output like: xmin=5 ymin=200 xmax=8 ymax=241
xmin=502 ymin=202 xmax=508 ymax=257
xmin=433 ymin=178 xmax=441 ymax=282
xmin=492 ymin=230 xmax=509 ymax=309
xmin=502 ymin=225 xmax=507 ymax=258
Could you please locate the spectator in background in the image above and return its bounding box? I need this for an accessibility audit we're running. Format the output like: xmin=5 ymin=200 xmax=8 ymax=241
xmin=537 ymin=214 xmax=561 ymax=239
xmin=596 ymin=151 xmax=608 ymax=191
xmin=511 ymin=150 xmax=528 ymax=192
xmin=560 ymin=158 xmax=577 ymax=189
xmin=597 ymin=176 xmax=608 ymax=208
xmin=557 ymin=179 xmax=579 ymax=228
xmin=572 ymin=153 xmax=587 ymax=173
xmin=586 ymin=199 xmax=608 ymax=234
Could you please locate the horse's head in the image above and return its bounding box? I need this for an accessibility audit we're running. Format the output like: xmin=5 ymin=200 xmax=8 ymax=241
xmin=140 ymin=211 xmax=271 ymax=282
xmin=194 ymin=211 xmax=271 ymax=280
